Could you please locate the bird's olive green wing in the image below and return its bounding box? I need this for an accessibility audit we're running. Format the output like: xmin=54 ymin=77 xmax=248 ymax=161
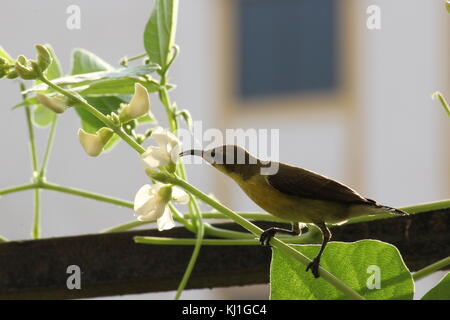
xmin=266 ymin=163 xmax=372 ymax=205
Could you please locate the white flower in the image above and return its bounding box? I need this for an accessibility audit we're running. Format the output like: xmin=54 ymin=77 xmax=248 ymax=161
xmin=141 ymin=127 xmax=181 ymax=169
xmin=36 ymin=93 xmax=68 ymax=114
xmin=119 ymin=83 xmax=150 ymax=123
xmin=133 ymin=183 xmax=189 ymax=231
xmin=78 ymin=127 xmax=114 ymax=157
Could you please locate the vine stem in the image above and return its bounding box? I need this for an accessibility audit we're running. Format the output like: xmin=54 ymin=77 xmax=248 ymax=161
xmin=126 ymin=53 xmax=147 ymax=62
xmin=134 ymin=236 xmax=314 ymax=246
xmin=432 ymin=91 xmax=450 ymax=117
xmin=39 ymin=115 xmax=58 ymax=177
xmin=174 ymin=197 xmax=204 ymax=300
xmin=40 ymin=182 xmax=133 ymax=208
xmin=150 ymin=172 xmax=365 ymax=300
xmin=32 ymin=189 xmax=41 ymax=239
xmin=157 ymin=73 xmax=207 ymax=300
xmin=21 ymin=82 xmax=41 ymax=239
xmin=413 ymin=256 xmax=450 ymax=281
xmin=21 ymin=83 xmax=38 ymax=174
xmin=0 ymin=183 xmax=36 ymax=196
xmin=38 ymin=76 xmax=146 ymax=155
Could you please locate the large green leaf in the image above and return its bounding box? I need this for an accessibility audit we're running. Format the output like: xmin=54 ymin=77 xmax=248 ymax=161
xmin=144 ymin=0 xmax=178 ymax=70
xmin=69 ymin=49 xmax=122 ymax=155
xmin=270 ymin=240 xmax=414 ymax=300
xmin=71 ymin=48 xmax=113 ymax=75
xmin=74 ymin=96 xmax=124 ymax=134
xmin=422 ymin=272 xmax=450 ymax=300
xmin=79 ymin=78 xmax=161 ymax=96
xmin=24 ymin=64 xmax=159 ymax=94
xmin=43 ymin=44 xmax=62 ymax=80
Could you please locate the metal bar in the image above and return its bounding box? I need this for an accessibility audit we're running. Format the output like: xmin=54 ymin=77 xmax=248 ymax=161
xmin=0 ymin=208 xmax=448 ymax=299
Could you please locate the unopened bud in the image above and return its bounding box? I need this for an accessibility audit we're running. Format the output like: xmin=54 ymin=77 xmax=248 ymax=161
xmin=6 ymin=70 xmax=18 ymax=79
xmin=35 ymin=45 xmax=52 ymax=72
xmin=78 ymin=127 xmax=114 ymax=157
xmin=15 ymin=55 xmax=38 ymax=80
xmin=107 ymin=112 xmax=121 ymax=127
xmin=119 ymin=83 xmax=150 ymax=123
xmin=36 ymin=93 xmax=69 ymax=114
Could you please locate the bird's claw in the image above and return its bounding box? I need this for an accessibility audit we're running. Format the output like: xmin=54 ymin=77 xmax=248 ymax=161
xmin=306 ymin=258 xmax=321 ymax=278
xmin=259 ymin=228 xmax=277 ymax=246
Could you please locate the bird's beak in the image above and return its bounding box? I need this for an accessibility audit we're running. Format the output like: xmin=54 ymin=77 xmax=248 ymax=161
xmin=179 ymin=149 xmax=204 ymax=158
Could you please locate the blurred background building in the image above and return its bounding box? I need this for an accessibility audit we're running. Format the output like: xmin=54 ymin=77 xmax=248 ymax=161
xmin=0 ymin=0 xmax=448 ymax=299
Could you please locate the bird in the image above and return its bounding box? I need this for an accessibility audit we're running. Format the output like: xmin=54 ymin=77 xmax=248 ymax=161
xmin=179 ymin=145 xmax=408 ymax=278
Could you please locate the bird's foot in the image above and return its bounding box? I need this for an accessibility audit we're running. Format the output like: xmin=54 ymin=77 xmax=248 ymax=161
xmin=259 ymin=228 xmax=278 ymax=246
xmin=306 ymin=257 xmax=321 ymax=278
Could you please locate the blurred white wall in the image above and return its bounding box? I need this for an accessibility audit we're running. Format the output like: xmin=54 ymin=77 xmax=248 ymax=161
xmin=0 ymin=0 xmax=448 ymax=299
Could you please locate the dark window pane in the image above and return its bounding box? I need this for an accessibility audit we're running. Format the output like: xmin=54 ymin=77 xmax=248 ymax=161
xmin=238 ymin=0 xmax=338 ymax=100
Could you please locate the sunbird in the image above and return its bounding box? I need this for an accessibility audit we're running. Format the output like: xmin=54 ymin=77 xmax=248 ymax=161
xmin=179 ymin=145 xmax=408 ymax=278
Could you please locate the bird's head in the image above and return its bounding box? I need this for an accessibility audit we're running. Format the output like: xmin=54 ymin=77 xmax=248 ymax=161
xmin=179 ymin=144 xmax=260 ymax=180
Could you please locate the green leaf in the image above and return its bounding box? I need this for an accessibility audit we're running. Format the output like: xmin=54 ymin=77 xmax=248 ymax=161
xmin=270 ymin=240 xmax=414 ymax=300
xmin=68 ymin=49 xmax=129 ymax=135
xmin=33 ymin=105 xmax=56 ymax=127
xmin=144 ymin=0 xmax=178 ymax=71
xmin=24 ymin=65 xmax=159 ymax=94
xmin=79 ymin=78 xmax=161 ymax=96
xmin=43 ymin=45 xmax=62 ymax=80
xmin=74 ymin=96 xmax=124 ymax=134
xmin=71 ymin=48 xmax=113 ymax=75
xmin=0 ymin=46 xmax=14 ymax=63
xmin=422 ymin=272 xmax=450 ymax=300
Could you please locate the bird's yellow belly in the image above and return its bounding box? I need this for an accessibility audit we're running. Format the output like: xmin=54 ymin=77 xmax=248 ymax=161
xmin=234 ymin=175 xmax=351 ymax=224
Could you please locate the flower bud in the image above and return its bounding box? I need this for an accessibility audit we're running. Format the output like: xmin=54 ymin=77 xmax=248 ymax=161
xmin=78 ymin=127 xmax=114 ymax=157
xmin=15 ymin=55 xmax=39 ymax=80
xmin=109 ymin=112 xmax=121 ymax=127
xmin=36 ymin=93 xmax=69 ymax=114
xmin=119 ymin=83 xmax=150 ymax=123
xmin=6 ymin=70 xmax=18 ymax=79
xmin=35 ymin=44 xmax=52 ymax=72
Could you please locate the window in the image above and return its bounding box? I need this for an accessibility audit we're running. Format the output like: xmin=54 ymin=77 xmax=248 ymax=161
xmin=238 ymin=0 xmax=338 ymax=100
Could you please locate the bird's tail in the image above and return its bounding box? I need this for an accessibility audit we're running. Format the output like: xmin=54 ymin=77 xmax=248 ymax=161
xmin=366 ymin=198 xmax=409 ymax=215
xmin=378 ymin=205 xmax=409 ymax=215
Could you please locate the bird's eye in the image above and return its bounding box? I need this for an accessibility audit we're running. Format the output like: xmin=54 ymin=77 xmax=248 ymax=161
xmin=211 ymin=150 xmax=216 ymax=157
